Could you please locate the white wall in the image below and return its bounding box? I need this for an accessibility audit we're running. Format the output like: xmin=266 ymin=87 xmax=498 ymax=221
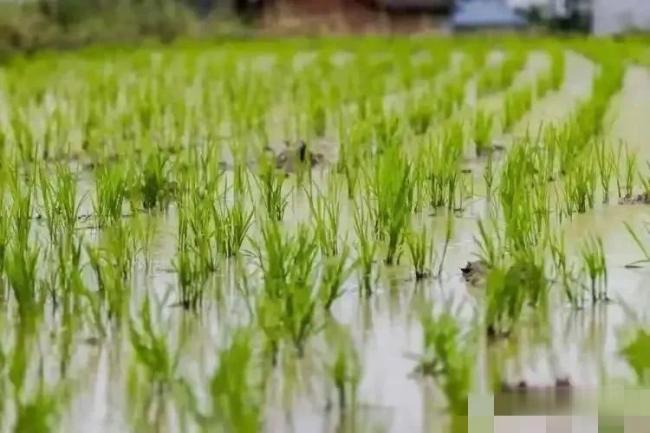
xmin=593 ymin=0 xmax=650 ymax=35
xmin=507 ymin=0 xmax=549 ymax=8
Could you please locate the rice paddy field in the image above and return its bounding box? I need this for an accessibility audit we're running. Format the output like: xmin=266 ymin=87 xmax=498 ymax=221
xmin=1 ymin=36 xmax=650 ymax=433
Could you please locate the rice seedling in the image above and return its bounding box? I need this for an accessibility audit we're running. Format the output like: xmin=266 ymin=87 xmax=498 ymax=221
xmin=306 ymin=183 xmax=341 ymax=257
xmin=618 ymin=144 xmax=638 ymax=199
xmin=139 ymin=151 xmax=173 ymax=211
xmin=93 ymin=162 xmax=130 ymax=226
xmin=549 ymin=48 xmax=565 ymax=91
xmin=253 ymin=221 xmax=320 ymax=356
xmin=38 ymin=164 xmax=82 ymax=241
xmin=191 ymin=328 xmax=265 ymax=433
xmin=175 ymin=216 xmax=210 ymax=310
xmin=352 ymin=199 xmax=378 ymax=296
xmin=417 ymin=302 xmax=473 ymax=414
xmin=408 ymin=95 xmax=435 ymax=135
xmin=485 ymin=252 xmax=547 ymax=338
xmin=476 ymin=49 xmax=526 ymax=96
xmin=129 ymin=296 xmax=178 ymax=385
xmin=502 ymin=84 xmax=533 ymax=132
xmin=319 ymin=246 xmax=355 ymax=311
xmin=549 ymin=232 xmax=584 ymax=308
xmin=13 ymin=388 xmax=63 ymax=433
xmin=406 ymin=223 xmax=434 ymax=280
xmin=369 ymin=144 xmax=414 ymax=265
xmin=580 ymin=235 xmax=608 ymax=303
xmin=564 ymin=156 xmax=596 ymax=215
xmin=4 ymin=240 xmax=41 ymax=324
xmin=257 ymin=164 xmax=290 ymax=222
xmin=595 ymin=139 xmax=615 ymax=203
xmin=472 ymin=109 xmax=495 ymax=155
xmin=326 ymin=327 xmax=361 ymax=411
xmin=422 ymin=125 xmax=463 ymax=211
xmin=620 ymin=328 xmax=650 ymax=384
xmin=624 ymin=222 xmax=650 ymax=268
xmin=212 ymin=173 xmax=254 ymax=258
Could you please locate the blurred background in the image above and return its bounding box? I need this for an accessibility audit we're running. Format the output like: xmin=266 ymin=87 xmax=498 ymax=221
xmin=1 ymin=0 xmax=649 ymax=57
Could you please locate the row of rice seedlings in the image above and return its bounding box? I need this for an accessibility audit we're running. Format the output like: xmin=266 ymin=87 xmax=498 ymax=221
xmin=535 ymin=47 xmax=564 ymax=100
xmin=476 ymin=48 xmax=527 ymax=96
xmin=502 ymin=84 xmax=534 ymax=132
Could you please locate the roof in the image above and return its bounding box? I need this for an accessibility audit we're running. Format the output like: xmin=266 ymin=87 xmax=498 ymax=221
xmin=373 ymin=0 xmax=454 ymax=12
xmin=452 ymin=0 xmax=529 ymax=29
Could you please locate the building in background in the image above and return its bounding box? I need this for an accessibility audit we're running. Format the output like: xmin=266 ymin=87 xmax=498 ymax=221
xmin=452 ymin=0 xmax=528 ymax=31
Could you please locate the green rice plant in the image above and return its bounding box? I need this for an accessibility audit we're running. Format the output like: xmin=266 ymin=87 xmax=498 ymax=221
xmin=257 ymin=164 xmax=289 ymax=221
xmin=473 ymin=109 xmax=495 ymax=155
xmin=595 ymin=139 xmax=616 ymax=203
xmin=564 ymin=155 xmax=596 ymax=215
xmin=618 ymin=144 xmax=638 ymax=199
xmin=38 ymin=164 xmax=82 ymax=241
xmin=8 ymin=174 xmax=34 ymax=249
xmin=624 ymin=222 xmax=650 ymax=268
xmin=102 ymin=220 xmax=140 ymax=282
xmin=437 ymin=215 xmax=455 ymax=278
xmin=549 ymin=232 xmax=584 ymax=308
xmin=549 ymin=48 xmax=565 ymax=91
xmin=0 ymin=202 xmax=8 ymax=273
xmin=212 ymin=177 xmax=254 ymax=258
xmin=620 ymin=328 xmax=650 ymax=384
xmin=373 ymin=112 xmax=402 ymax=156
xmin=337 ymin=124 xmax=366 ymax=199
xmin=327 ymin=327 xmax=361 ymax=411
xmin=406 ymin=223 xmax=434 ymax=280
xmin=353 ymin=199 xmax=378 ymax=296
xmin=474 ymin=217 xmax=503 ymax=269
xmin=253 ymin=221 xmax=320 ymax=356
xmin=435 ymin=80 xmax=465 ymax=119
xmin=175 ymin=216 xmax=210 ymax=310
xmin=5 ymin=240 xmax=41 ymax=324
xmin=129 ymin=296 xmax=178 ymax=385
xmin=580 ymin=235 xmax=608 ymax=303
xmin=13 ymin=388 xmax=62 ymax=433
xmin=485 ymin=252 xmax=547 ymax=338
xmin=535 ymin=70 xmax=553 ymax=99
xmin=370 ymin=145 xmax=414 ymax=265
xmin=306 ymin=183 xmax=341 ymax=257
xmin=139 ymin=151 xmax=173 ymax=211
xmin=309 ymin=102 xmax=327 ymax=137
xmin=417 ymin=303 xmax=473 ymax=414
xmin=477 ymin=49 xmax=526 ymax=96
xmin=51 ymin=233 xmax=85 ymax=313
xmin=408 ymin=96 xmax=435 ymax=135
xmin=423 ymin=125 xmax=463 ymax=211
xmin=85 ymin=243 xmax=128 ymax=322
xmin=93 ymin=162 xmax=130 ymax=226
xmin=193 ymin=328 xmax=264 ymax=433
xmin=502 ymin=85 xmax=533 ymax=132
xmin=319 ymin=246 xmax=355 ymax=312
xmin=498 ymin=142 xmax=550 ymax=252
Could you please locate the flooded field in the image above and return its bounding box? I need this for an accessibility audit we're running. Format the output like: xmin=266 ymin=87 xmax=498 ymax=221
xmin=1 ymin=37 xmax=650 ymax=433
